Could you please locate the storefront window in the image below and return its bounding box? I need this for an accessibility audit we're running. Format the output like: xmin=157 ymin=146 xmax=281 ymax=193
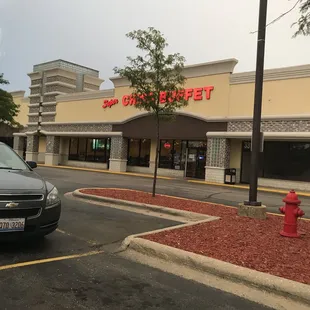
xmin=262 ymin=142 xmax=310 ymax=181
xmin=128 ymin=139 xmax=151 ymax=167
xmin=159 ymin=140 xmax=187 ymax=170
xmin=69 ymin=138 xmax=110 ymax=163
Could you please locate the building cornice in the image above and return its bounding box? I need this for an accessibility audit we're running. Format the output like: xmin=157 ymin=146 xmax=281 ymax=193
xmin=45 ymin=81 xmax=76 ymax=89
xmin=182 ymin=58 xmax=238 ymax=78
xmin=56 ymin=89 xmax=114 ymax=102
xmin=10 ymin=90 xmax=26 ymax=97
xmin=44 ymin=68 xmax=78 ymax=79
xmin=110 ymin=58 xmax=239 ymax=88
xmin=84 ymin=75 xmax=104 ymax=87
xmin=230 ymin=64 xmax=310 ymax=84
xmin=27 ymin=72 xmax=42 ymax=79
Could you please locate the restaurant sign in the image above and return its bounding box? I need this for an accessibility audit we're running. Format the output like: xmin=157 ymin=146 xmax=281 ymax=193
xmin=102 ymin=86 xmax=214 ymax=109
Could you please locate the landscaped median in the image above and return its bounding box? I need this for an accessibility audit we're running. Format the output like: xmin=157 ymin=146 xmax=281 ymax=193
xmin=74 ymin=188 xmax=310 ymax=306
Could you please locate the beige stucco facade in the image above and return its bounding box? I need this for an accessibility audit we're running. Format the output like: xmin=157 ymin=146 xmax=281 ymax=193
xmin=10 ymin=91 xmax=29 ymax=127
xmin=11 ymin=58 xmax=310 ymax=191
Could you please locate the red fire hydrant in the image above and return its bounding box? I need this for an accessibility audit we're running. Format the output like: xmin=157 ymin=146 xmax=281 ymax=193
xmin=279 ymin=190 xmax=305 ymax=238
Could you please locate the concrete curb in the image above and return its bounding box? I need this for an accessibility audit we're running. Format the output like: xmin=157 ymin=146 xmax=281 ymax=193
xmin=72 ymin=189 xmax=215 ymax=222
xmin=72 ymin=188 xmax=310 ymax=306
xmin=126 ymin=237 xmax=310 ymax=306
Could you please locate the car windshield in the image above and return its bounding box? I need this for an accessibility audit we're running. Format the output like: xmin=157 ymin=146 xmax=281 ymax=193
xmin=0 ymin=144 xmax=29 ymax=170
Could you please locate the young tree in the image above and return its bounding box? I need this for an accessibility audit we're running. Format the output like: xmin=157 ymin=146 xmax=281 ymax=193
xmin=114 ymin=27 xmax=188 ymax=197
xmin=0 ymin=74 xmax=20 ymax=126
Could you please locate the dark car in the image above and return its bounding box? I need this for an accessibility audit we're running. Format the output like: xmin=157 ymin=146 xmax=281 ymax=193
xmin=0 ymin=142 xmax=61 ymax=240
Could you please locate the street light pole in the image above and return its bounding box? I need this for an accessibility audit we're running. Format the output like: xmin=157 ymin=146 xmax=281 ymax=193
xmin=245 ymin=0 xmax=268 ymax=206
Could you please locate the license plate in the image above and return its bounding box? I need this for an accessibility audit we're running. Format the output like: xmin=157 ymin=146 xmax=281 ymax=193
xmin=0 ymin=218 xmax=25 ymax=232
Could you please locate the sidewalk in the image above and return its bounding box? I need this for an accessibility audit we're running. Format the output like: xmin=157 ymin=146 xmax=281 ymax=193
xmin=38 ymin=163 xmax=310 ymax=197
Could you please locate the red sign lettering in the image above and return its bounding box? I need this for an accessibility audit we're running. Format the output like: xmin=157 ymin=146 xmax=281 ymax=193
xmin=102 ymin=86 xmax=214 ymax=109
xmin=184 ymin=88 xmax=193 ymax=100
xmin=194 ymin=88 xmax=203 ymax=101
xmin=204 ymin=86 xmax=214 ymax=100
xmin=160 ymin=92 xmax=166 ymax=104
xmin=122 ymin=95 xmax=130 ymax=106
xmin=102 ymin=99 xmax=119 ymax=109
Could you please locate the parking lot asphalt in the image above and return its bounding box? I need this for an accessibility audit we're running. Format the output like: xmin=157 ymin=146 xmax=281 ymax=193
xmin=0 ymin=167 xmax=274 ymax=309
xmin=38 ymin=166 xmax=310 ymax=217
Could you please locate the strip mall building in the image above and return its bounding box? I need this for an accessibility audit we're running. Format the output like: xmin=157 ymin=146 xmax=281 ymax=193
xmin=10 ymin=59 xmax=310 ymax=191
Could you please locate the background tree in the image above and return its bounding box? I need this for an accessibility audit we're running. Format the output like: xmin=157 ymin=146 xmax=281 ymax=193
xmin=259 ymin=1 xmax=310 ymax=36
xmin=114 ymin=27 xmax=188 ymax=197
xmin=0 ymin=73 xmax=20 ymax=126
xmin=293 ymin=0 xmax=310 ymax=36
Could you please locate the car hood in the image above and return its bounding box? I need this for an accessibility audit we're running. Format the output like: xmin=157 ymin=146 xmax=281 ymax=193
xmin=0 ymin=170 xmax=45 ymax=191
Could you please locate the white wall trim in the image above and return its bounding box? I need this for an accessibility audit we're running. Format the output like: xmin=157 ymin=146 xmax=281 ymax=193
xmin=28 ymin=103 xmax=40 ymax=108
xmin=42 ymin=102 xmax=57 ymax=107
xmin=40 ymin=131 xmax=123 ymax=137
xmin=28 ymin=93 xmax=40 ymax=98
xmin=13 ymin=132 xmax=27 ymax=137
xmin=57 ymin=89 xmax=114 ymax=102
xmin=29 ymin=84 xmax=41 ymax=89
xmin=44 ymin=91 xmax=67 ymax=96
xmin=41 ymin=112 xmax=56 ymax=116
xmin=207 ymin=131 xmax=310 ymax=140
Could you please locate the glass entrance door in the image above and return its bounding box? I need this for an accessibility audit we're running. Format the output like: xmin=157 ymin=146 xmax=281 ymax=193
xmin=185 ymin=148 xmax=206 ymax=179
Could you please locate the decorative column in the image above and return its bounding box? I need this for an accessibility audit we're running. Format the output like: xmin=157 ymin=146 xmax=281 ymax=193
xmin=26 ymin=135 xmax=39 ymax=162
xmin=13 ymin=135 xmax=26 ymax=158
xmin=45 ymin=136 xmax=60 ymax=165
xmin=59 ymin=137 xmax=70 ymax=165
xmin=205 ymin=138 xmax=230 ymax=183
xmin=109 ymin=137 xmax=128 ymax=172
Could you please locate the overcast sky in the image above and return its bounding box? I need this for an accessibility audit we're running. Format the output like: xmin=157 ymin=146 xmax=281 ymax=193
xmin=0 ymin=0 xmax=309 ymax=92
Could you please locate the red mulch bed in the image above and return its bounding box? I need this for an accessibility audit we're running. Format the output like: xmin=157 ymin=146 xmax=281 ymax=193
xmin=80 ymin=188 xmax=310 ymax=284
xmin=79 ymin=188 xmax=236 ymax=217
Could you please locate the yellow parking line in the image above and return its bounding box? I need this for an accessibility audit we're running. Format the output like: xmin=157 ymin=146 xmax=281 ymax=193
xmin=0 ymin=250 xmax=104 ymax=271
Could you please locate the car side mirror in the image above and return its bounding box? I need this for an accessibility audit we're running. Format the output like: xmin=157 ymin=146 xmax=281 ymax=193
xmin=26 ymin=161 xmax=37 ymax=169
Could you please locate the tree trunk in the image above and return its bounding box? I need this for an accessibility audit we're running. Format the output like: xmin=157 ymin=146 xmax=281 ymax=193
xmin=152 ymin=116 xmax=160 ymax=197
